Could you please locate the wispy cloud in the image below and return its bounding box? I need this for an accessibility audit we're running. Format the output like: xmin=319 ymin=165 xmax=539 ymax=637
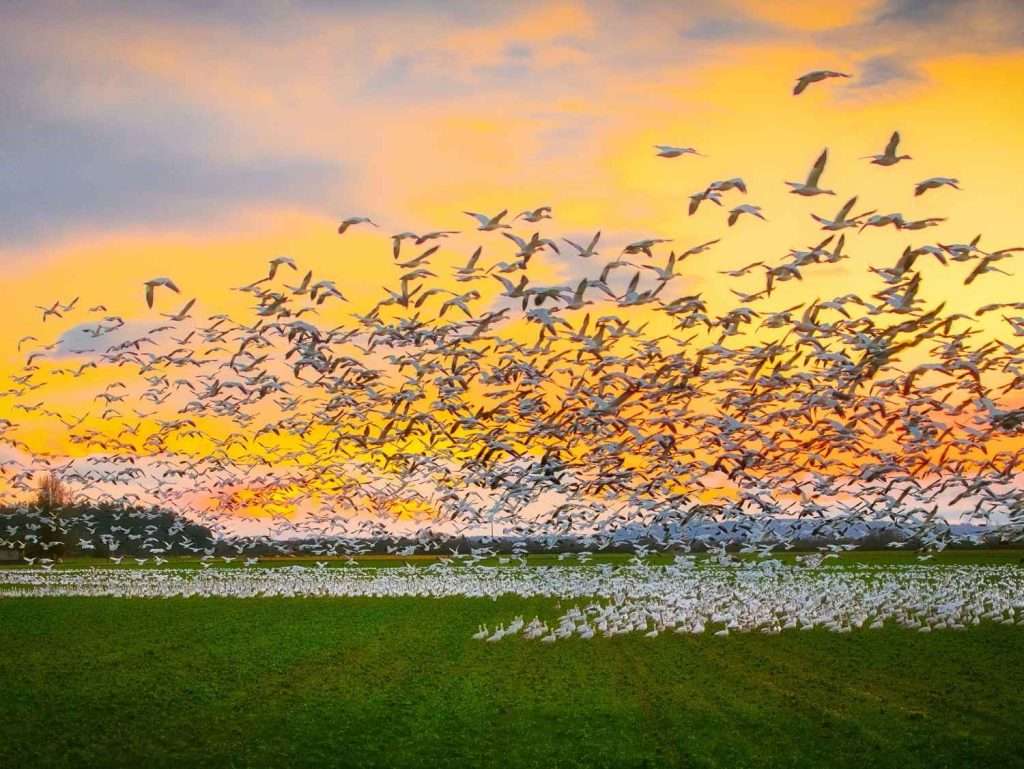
xmin=848 ymin=54 xmax=923 ymax=89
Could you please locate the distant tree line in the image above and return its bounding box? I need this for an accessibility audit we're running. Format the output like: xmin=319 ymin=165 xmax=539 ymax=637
xmin=0 ymin=473 xmax=216 ymax=560
xmin=0 ymin=476 xmax=1019 ymax=562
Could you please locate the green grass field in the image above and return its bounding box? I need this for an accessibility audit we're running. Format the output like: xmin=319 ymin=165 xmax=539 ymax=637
xmin=4 ymin=548 xmax=1023 ymax=570
xmin=1 ymin=583 xmax=1022 ymax=769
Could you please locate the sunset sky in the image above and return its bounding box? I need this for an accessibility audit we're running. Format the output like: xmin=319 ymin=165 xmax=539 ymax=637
xmin=2 ymin=0 xmax=1024 ymax=522
xmin=3 ymin=0 xmax=1022 ymax=296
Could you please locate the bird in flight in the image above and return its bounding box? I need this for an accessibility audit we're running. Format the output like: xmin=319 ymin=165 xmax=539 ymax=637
xmin=516 ymin=206 xmax=553 ymax=222
xmin=728 ymin=204 xmax=766 ymax=226
xmin=563 ymin=231 xmax=601 ymax=259
xmin=793 ymin=69 xmax=851 ymax=95
xmin=864 ymin=131 xmax=912 ymax=166
xmin=786 ymin=149 xmax=834 ymax=196
xmin=143 ymin=277 xmax=180 ymax=308
xmin=654 ymin=145 xmax=704 ymax=158
xmin=915 ymin=177 xmax=960 ymax=196
xmin=811 ymin=196 xmax=874 ymax=231
xmin=338 ymin=216 xmax=378 ymax=235
xmin=464 ymin=210 xmax=510 ymax=231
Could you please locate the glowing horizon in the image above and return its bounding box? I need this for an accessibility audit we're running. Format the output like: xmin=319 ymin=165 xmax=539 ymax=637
xmin=2 ymin=1 xmax=1024 ymax=540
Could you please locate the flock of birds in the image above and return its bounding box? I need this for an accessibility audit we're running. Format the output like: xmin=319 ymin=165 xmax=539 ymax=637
xmin=2 ymin=68 xmax=1024 ymax=572
xmin=2 ymin=561 xmax=1021 ymax=641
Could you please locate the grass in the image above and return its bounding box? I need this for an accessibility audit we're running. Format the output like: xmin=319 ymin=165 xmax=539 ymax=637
xmin=4 ymin=547 xmax=1023 ymax=570
xmin=1 ymin=592 xmax=1022 ymax=769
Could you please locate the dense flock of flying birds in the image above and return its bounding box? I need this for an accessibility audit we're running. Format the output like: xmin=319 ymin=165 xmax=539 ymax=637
xmin=2 ymin=68 xmax=1024 ymax=589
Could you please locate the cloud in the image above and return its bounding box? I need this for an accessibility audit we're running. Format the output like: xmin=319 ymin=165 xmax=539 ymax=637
xmin=0 ymin=38 xmax=341 ymax=248
xmin=848 ymin=54 xmax=923 ymax=89
xmin=813 ymin=0 xmax=1024 ymax=94
xmin=1 ymin=0 xmax=1021 ymax=255
xmin=831 ymin=0 xmax=1024 ymax=54
xmin=681 ymin=16 xmax=786 ymax=43
xmin=872 ymin=0 xmax=965 ymax=25
xmin=0 ymin=112 xmax=340 ymax=247
xmin=52 ymin=320 xmax=156 ymax=360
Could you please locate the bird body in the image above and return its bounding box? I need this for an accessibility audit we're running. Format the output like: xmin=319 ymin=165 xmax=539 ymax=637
xmin=338 ymin=216 xmax=378 ymax=235
xmin=144 ymin=277 xmax=180 ymax=308
xmin=793 ymin=70 xmax=851 ymax=95
xmin=786 ymin=149 xmax=834 ymax=195
xmin=654 ymin=145 xmax=704 ymax=158
xmin=865 ymin=131 xmax=911 ymax=166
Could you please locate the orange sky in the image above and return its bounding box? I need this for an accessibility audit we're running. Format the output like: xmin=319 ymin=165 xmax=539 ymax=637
xmin=2 ymin=0 xmax=1023 ymax=526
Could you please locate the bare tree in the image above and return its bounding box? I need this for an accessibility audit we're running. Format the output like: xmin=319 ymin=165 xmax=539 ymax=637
xmin=36 ymin=472 xmax=70 ymax=509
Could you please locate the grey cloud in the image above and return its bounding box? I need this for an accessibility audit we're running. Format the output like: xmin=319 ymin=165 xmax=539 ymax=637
xmin=817 ymin=0 xmax=1024 ymax=94
xmin=0 ymin=47 xmax=341 ymax=247
xmin=1 ymin=0 xmax=528 ymax=35
xmin=848 ymin=55 xmax=922 ymax=90
xmin=681 ymin=16 xmax=786 ymax=43
xmin=829 ymin=0 xmax=1024 ymax=53
xmin=0 ymin=111 xmax=340 ymax=247
xmin=52 ymin=321 xmax=156 ymax=360
xmin=873 ymin=0 xmax=965 ymax=25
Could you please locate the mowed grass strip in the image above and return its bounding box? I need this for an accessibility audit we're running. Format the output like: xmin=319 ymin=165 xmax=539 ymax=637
xmin=1 ymin=596 xmax=1022 ymax=769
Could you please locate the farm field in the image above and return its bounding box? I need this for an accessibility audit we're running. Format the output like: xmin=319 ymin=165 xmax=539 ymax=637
xmin=2 ymin=548 xmax=1022 ymax=570
xmin=1 ymin=562 xmax=1023 ymax=769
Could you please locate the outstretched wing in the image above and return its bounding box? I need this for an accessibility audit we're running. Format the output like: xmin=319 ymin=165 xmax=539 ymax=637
xmin=806 ymin=149 xmax=828 ymax=187
xmin=837 ymin=196 xmax=857 ymax=221
xmin=885 ymin=131 xmax=900 ymax=157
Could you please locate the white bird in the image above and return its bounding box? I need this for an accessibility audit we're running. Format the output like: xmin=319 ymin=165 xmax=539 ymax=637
xmin=654 ymin=145 xmax=704 ymax=158
xmin=162 ymin=298 xmax=196 ymax=322
xmin=689 ymin=189 xmax=723 ymax=215
xmin=786 ymin=149 xmax=834 ymax=196
xmin=464 ymin=209 xmax=510 ymax=231
xmin=623 ymin=238 xmax=672 ymax=258
xmin=338 ymin=216 xmax=378 ymax=235
xmin=915 ymin=177 xmax=960 ymax=196
xmin=267 ymin=256 xmax=298 ymax=280
xmin=864 ymin=131 xmax=911 ymax=166
xmin=515 ymin=206 xmax=552 ymax=222
xmin=143 ymin=277 xmax=180 ymax=308
xmin=728 ymin=204 xmax=766 ymax=226
xmin=707 ymin=178 xmax=747 ymax=195
xmin=563 ymin=231 xmax=601 ymax=258
xmin=811 ymin=196 xmax=873 ymax=230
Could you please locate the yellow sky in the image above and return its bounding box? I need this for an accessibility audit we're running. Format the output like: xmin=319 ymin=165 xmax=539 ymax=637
xmin=2 ymin=0 xmax=1023 ymax=522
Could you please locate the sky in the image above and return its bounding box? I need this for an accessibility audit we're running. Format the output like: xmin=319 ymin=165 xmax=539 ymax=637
xmin=2 ymin=1 xmax=1021 ymax=267
xmin=2 ymin=0 xmax=1023 ymax=528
